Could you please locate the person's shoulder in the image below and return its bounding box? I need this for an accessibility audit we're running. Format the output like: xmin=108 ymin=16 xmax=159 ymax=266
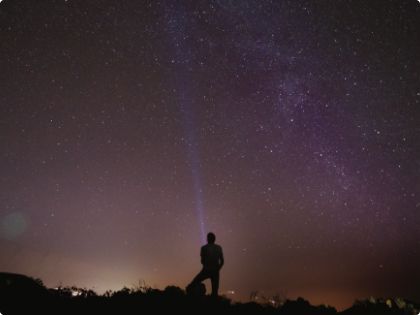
xmin=215 ymin=244 xmax=223 ymax=250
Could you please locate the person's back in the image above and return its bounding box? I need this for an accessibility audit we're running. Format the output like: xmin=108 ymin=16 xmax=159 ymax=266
xmin=189 ymin=232 xmax=224 ymax=296
xmin=201 ymin=243 xmax=223 ymax=271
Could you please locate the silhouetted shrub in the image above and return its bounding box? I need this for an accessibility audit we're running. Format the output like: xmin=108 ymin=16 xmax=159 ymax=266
xmin=1 ymin=273 xmax=419 ymax=315
xmin=341 ymin=298 xmax=416 ymax=315
xmin=278 ymin=297 xmax=337 ymax=315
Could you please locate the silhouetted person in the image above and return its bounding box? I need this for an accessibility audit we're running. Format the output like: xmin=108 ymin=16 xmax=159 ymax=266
xmin=189 ymin=232 xmax=224 ymax=297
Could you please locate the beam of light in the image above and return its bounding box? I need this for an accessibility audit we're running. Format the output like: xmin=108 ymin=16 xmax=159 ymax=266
xmin=179 ymin=96 xmax=207 ymax=244
xmin=163 ymin=2 xmax=206 ymax=244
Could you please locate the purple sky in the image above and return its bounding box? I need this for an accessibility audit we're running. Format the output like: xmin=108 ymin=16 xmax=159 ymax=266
xmin=0 ymin=0 xmax=419 ymax=309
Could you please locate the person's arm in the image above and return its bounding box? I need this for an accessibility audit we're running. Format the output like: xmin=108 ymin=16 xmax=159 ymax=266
xmin=200 ymin=246 xmax=204 ymax=265
xmin=219 ymin=247 xmax=224 ymax=270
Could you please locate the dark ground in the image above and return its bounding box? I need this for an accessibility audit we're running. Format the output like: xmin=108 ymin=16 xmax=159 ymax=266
xmin=0 ymin=273 xmax=418 ymax=315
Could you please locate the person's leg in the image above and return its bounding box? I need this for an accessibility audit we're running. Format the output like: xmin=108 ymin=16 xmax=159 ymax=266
xmin=190 ymin=269 xmax=209 ymax=286
xmin=210 ymin=271 xmax=220 ymax=296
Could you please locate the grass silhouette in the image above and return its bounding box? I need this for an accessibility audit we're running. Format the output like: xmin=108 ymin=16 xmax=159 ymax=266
xmin=0 ymin=273 xmax=418 ymax=315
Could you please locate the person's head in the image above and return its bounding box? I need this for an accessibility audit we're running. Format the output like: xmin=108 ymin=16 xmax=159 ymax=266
xmin=207 ymin=232 xmax=216 ymax=244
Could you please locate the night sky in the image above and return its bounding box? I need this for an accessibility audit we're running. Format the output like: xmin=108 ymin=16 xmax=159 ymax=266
xmin=1 ymin=0 xmax=420 ymax=309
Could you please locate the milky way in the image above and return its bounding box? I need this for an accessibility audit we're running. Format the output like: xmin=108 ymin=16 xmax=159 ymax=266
xmin=0 ymin=0 xmax=419 ymax=309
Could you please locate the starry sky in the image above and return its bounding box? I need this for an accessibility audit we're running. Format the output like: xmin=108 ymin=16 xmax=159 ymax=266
xmin=0 ymin=0 xmax=419 ymax=309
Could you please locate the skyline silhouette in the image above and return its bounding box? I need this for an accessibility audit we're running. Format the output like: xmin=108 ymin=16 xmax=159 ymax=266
xmin=1 ymin=272 xmax=419 ymax=315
